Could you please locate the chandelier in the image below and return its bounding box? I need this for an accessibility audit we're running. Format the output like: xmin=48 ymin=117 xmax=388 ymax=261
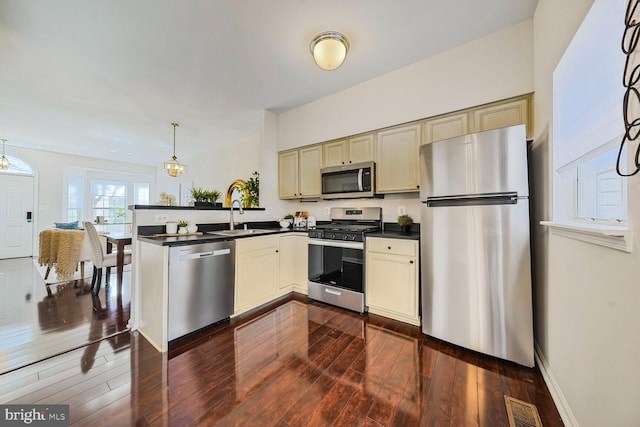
xmin=162 ymin=123 xmax=187 ymax=177
xmin=0 ymin=139 xmax=10 ymax=170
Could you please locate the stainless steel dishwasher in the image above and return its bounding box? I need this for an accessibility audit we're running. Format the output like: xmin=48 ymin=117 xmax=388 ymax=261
xmin=168 ymin=241 xmax=235 ymax=341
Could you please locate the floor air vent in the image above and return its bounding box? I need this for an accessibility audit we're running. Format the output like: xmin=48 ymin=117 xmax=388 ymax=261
xmin=504 ymin=395 xmax=543 ymax=427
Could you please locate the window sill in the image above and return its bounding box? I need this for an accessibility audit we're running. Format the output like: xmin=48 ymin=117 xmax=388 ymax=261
xmin=540 ymin=221 xmax=633 ymax=253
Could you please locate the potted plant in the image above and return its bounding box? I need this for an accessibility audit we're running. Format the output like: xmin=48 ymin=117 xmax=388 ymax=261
xmin=397 ymin=214 xmax=414 ymax=234
xmin=191 ymin=187 xmax=222 ymax=207
xmin=280 ymin=213 xmax=294 ymax=228
xmin=241 ymin=171 xmax=259 ymax=208
xmin=191 ymin=187 xmax=209 ymax=206
xmin=207 ymin=190 xmax=222 ymax=207
xmin=177 ymin=219 xmax=189 ymax=234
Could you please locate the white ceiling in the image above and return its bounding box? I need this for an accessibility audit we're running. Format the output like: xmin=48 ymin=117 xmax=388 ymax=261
xmin=0 ymin=0 xmax=538 ymax=166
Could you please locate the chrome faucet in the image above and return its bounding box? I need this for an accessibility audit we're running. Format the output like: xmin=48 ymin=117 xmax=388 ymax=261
xmin=230 ymin=199 xmax=244 ymax=230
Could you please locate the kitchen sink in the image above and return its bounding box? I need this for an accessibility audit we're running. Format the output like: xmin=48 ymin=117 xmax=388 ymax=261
xmin=206 ymin=229 xmax=277 ymax=237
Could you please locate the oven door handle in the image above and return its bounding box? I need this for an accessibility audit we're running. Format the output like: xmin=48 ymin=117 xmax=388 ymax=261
xmin=308 ymin=238 xmax=364 ymax=250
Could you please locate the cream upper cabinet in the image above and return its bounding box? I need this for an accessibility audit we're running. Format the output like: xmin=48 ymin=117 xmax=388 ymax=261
xmin=347 ymin=134 xmax=375 ymax=164
xmin=323 ymin=139 xmax=348 ymax=167
xmin=278 ymin=150 xmax=299 ymax=199
xmin=323 ymin=134 xmax=375 ymax=167
xmin=278 ymin=233 xmax=308 ymax=294
xmin=366 ymin=237 xmax=419 ymax=326
xmin=235 ymin=235 xmax=280 ymax=314
xmin=472 ymin=97 xmax=531 ymax=138
xmin=298 ymin=145 xmax=323 ymax=198
xmin=376 ymin=123 xmax=421 ymax=193
xmin=278 ymin=145 xmax=322 ymax=199
xmin=423 ymin=111 xmax=470 ymax=144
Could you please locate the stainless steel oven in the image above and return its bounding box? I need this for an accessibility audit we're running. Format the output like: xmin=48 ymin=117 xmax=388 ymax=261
xmin=307 ymin=207 xmax=382 ymax=313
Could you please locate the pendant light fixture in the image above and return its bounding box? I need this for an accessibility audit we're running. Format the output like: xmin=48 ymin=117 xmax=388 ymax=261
xmin=162 ymin=123 xmax=187 ymax=177
xmin=0 ymin=139 xmax=10 ymax=170
xmin=309 ymin=31 xmax=350 ymax=71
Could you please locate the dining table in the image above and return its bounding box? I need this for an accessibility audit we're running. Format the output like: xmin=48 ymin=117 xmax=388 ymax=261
xmin=104 ymin=233 xmax=132 ymax=286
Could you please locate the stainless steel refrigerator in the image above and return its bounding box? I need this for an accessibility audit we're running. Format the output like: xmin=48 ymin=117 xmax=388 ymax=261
xmin=419 ymin=124 xmax=533 ymax=367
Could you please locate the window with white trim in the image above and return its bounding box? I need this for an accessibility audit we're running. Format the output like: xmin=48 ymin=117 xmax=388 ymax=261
xmin=553 ymin=0 xmax=627 ymax=225
xmin=64 ymin=167 xmax=153 ymax=230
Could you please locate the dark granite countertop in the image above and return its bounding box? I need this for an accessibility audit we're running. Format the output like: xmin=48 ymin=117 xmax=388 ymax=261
xmin=137 ymin=227 xmax=303 ymax=247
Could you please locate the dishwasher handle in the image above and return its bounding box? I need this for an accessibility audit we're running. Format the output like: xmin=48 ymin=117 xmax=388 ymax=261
xmin=179 ymin=248 xmax=231 ymax=260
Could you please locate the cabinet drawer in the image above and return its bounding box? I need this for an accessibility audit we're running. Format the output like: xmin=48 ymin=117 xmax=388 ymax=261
xmin=236 ymin=235 xmax=279 ymax=254
xmin=366 ymin=237 xmax=417 ymax=257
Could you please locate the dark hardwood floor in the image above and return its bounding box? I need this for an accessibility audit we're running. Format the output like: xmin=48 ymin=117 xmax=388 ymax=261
xmin=0 ymin=283 xmax=564 ymax=427
xmin=0 ymin=257 xmax=130 ymax=375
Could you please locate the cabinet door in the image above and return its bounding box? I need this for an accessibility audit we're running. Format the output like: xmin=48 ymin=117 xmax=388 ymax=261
xmin=472 ymin=98 xmax=530 ymax=137
xmin=236 ymin=238 xmax=279 ymax=313
xmin=348 ymin=134 xmax=375 ymax=164
xmin=423 ymin=111 xmax=470 ymax=144
xmin=279 ymin=234 xmax=308 ymax=293
xmin=323 ymin=140 xmax=348 ymax=167
xmin=376 ymin=123 xmax=421 ymax=193
xmin=298 ymin=145 xmax=322 ymax=197
xmin=366 ymin=251 xmax=419 ymax=325
xmin=278 ymin=151 xmax=299 ymax=199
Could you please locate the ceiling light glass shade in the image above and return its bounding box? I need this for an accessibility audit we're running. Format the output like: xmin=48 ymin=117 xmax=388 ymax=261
xmin=0 ymin=139 xmax=10 ymax=170
xmin=162 ymin=123 xmax=187 ymax=177
xmin=310 ymin=31 xmax=350 ymax=71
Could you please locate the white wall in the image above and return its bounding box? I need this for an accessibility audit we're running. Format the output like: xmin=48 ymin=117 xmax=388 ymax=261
xmin=532 ymin=1 xmax=640 ymax=426
xmin=7 ymin=145 xmax=157 ymax=255
xmin=155 ymin=132 xmax=261 ymax=206
xmin=277 ymin=20 xmax=534 ymax=151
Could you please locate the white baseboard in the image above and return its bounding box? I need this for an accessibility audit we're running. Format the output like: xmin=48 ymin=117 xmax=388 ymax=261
xmin=534 ymin=342 xmax=579 ymax=426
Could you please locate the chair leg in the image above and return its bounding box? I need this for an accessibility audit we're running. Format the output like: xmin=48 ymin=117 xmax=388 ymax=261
xmin=44 ymin=265 xmax=51 ymax=280
xmin=90 ymin=266 xmax=98 ymax=291
xmin=106 ymin=267 xmax=111 ymax=285
xmin=94 ymin=268 xmax=103 ymax=294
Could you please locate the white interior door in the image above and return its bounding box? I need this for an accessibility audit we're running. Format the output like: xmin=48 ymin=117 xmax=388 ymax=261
xmin=0 ymin=175 xmax=35 ymax=259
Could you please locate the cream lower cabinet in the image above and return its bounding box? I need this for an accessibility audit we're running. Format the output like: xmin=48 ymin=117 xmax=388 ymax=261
xmin=365 ymin=237 xmax=420 ymax=326
xmin=279 ymin=233 xmax=308 ymax=294
xmin=235 ymin=235 xmax=280 ymax=315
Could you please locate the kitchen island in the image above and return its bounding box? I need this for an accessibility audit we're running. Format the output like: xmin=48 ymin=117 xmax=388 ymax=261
xmin=136 ymin=222 xmax=306 ymax=352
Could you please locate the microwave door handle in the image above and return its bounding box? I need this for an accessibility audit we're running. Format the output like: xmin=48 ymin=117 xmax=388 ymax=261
xmin=357 ymin=168 xmax=364 ymax=192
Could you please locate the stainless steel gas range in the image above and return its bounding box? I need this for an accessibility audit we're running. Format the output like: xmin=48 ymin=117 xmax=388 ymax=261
xmin=307 ymin=207 xmax=382 ymax=313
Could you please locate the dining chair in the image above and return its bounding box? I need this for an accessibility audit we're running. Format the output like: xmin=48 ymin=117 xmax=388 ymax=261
xmin=83 ymin=221 xmax=132 ymax=294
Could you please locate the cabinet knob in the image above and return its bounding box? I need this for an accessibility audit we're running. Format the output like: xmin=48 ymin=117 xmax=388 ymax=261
xmin=342 ymin=161 xmax=345 ymax=164
xmin=349 ymin=160 xmax=352 ymax=163
xmin=410 ymin=260 xmax=414 ymax=264
xmin=387 ymin=246 xmax=391 ymax=250
xmin=416 ymin=185 xmax=420 ymax=189
xmin=276 ymin=250 xmax=279 ymax=253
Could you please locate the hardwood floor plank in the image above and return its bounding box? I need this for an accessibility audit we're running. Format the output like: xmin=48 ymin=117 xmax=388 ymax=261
xmin=449 ymin=360 xmax=479 ymax=427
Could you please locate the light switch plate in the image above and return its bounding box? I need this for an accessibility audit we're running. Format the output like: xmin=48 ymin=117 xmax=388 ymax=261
xmin=155 ymin=214 xmax=168 ymax=224
xmin=398 ymin=206 xmax=406 ymax=216
xmin=324 ymin=207 xmax=331 ymax=215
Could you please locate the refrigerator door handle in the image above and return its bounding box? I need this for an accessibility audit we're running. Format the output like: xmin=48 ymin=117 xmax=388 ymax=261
xmin=425 ymin=192 xmax=519 ymax=207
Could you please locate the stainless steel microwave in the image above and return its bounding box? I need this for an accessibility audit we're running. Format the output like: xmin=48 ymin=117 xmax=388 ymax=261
xmin=321 ymin=161 xmax=376 ymax=199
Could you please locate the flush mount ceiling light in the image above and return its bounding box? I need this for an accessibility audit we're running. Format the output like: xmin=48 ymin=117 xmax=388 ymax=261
xmin=309 ymin=31 xmax=350 ymax=71
xmin=0 ymin=139 xmax=10 ymax=170
xmin=162 ymin=123 xmax=187 ymax=177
